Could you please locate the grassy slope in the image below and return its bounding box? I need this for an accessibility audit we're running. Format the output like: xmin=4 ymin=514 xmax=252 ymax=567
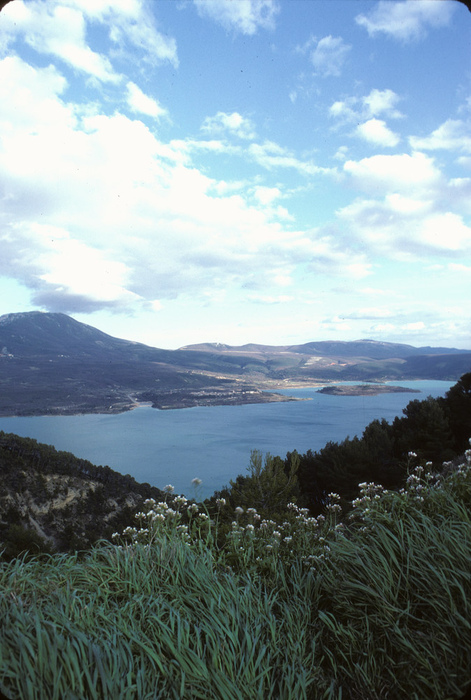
xmin=0 ymin=459 xmax=470 ymax=700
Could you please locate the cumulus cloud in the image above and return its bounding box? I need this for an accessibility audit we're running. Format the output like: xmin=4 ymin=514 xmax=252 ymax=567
xmin=252 ymin=186 xmax=281 ymax=205
xmin=330 ymin=88 xmax=403 ymax=122
xmin=0 ymin=1 xmax=118 ymax=81
xmin=337 ymin=193 xmax=471 ymax=260
xmin=356 ymin=0 xmax=455 ymax=42
xmin=309 ymin=35 xmax=351 ymax=77
xmin=0 ymin=0 xmax=178 ymax=76
xmin=193 ymin=0 xmax=279 ymax=35
xmin=410 ymin=119 xmax=471 ymax=154
xmin=355 ymin=119 xmax=400 ymax=147
xmin=126 ymin=82 xmax=168 ymax=119
xmin=332 ymin=146 xmax=471 ymax=263
xmin=201 ymin=111 xmax=256 ymax=140
xmin=343 ymin=152 xmax=441 ymax=194
xmin=0 ymin=54 xmax=358 ymax=315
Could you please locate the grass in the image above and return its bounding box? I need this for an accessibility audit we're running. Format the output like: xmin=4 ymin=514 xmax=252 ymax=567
xmin=0 ymin=457 xmax=470 ymax=699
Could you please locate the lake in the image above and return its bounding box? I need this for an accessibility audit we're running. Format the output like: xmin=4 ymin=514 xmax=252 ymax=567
xmin=0 ymin=381 xmax=453 ymax=498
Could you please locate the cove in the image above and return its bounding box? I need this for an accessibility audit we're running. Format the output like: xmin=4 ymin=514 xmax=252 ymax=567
xmin=0 ymin=381 xmax=453 ymax=498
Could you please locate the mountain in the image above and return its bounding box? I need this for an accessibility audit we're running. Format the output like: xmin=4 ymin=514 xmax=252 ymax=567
xmin=0 ymin=311 xmax=470 ymax=416
xmin=182 ymin=338 xmax=468 ymax=360
xmin=288 ymin=339 xmax=468 ymax=360
xmin=0 ymin=312 xmax=292 ymax=415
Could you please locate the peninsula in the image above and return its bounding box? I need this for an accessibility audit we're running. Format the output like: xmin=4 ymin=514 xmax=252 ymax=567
xmin=317 ymin=384 xmax=421 ymax=397
xmin=0 ymin=312 xmax=469 ymax=416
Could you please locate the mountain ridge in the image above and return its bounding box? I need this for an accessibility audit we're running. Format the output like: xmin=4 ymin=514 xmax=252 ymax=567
xmin=0 ymin=311 xmax=470 ymax=416
xmin=180 ymin=338 xmax=469 ymax=360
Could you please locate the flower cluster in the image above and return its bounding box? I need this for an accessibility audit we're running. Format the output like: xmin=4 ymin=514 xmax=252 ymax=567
xmin=351 ymin=482 xmax=387 ymax=514
xmin=347 ymin=449 xmax=471 ymax=527
xmin=112 ymin=493 xmax=211 ymax=547
xmin=112 ymin=446 xmax=471 ymax=580
xmin=223 ymin=496 xmax=344 ymax=574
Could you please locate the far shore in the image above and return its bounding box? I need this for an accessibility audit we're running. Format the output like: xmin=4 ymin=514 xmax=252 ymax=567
xmin=316 ymin=384 xmax=421 ymax=397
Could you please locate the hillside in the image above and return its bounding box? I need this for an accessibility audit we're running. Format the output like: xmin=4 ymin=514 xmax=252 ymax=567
xmin=0 ymin=312 xmax=290 ymax=415
xmin=0 ymin=430 xmax=165 ymax=557
xmin=0 ymin=311 xmax=470 ymax=416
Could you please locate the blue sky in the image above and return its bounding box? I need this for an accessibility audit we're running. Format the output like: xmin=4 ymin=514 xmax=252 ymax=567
xmin=0 ymin=0 xmax=470 ymax=349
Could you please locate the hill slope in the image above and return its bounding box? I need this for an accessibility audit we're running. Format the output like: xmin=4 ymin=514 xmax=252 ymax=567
xmin=0 ymin=311 xmax=470 ymax=415
xmin=0 ymin=430 xmax=166 ymax=556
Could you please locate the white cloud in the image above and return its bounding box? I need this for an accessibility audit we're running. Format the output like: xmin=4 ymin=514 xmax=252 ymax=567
xmin=61 ymin=0 xmax=143 ymax=20
xmin=35 ymin=226 xmax=139 ymax=306
xmin=355 ymin=119 xmax=400 ymax=147
xmin=248 ymin=140 xmax=331 ymax=176
xmin=0 ymin=0 xmax=178 ymax=76
xmin=0 ymin=54 xmax=361 ymax=315
xmin=193 ymin=0 xmax=279 ymax=35
xmin=409 ymin=119 xmax=471 ymax=154
xmin=0 ymin=55 xmax=72 ymax=130
xmin=362 ymin=89 xmax=403 ymax=119
xmin=252 ymin=186 xmax=281 ymax=205
xmin=126 ymin=82 xmax=167 ymax=119
xmin=405 ymin=321 xmax=425 ymax=331
xmin=337 ymin=196 xmax=471 ymax=260
xmin=343 ymin=152 xmax=441 ymax=193
xmin=344 ymin=308 xmax=393 ymax=320
xmin=247 ymin=293 xmax=294 ymax=304
xmin=320 ymin=316 xmax=352 ymax=333
xmin=1 ymin=1 xmax=119 ymax=82
xmin=334 ymin=146 xmax=471 ymax=263
xmin=356 ymin=0 xmax=455 ymax=42
xmin=330 ymin=88 xmax=403 ymax=122
xmin=457 ymin=156 xmax=471 ymax=169
xmin=310 ymin=35 xmax=351 ymax=77
xmin=201 ymin=111 xmax=256 ymax=140
xmin=333 ymin=146 xmax=349 ymax=161
xmin=448 ymin=263 xmax=471 ymax=274
xmin=417 ymin=212 xmax=471 ymax=251
xmin=177 ymin=135 xmax=333 ymax=179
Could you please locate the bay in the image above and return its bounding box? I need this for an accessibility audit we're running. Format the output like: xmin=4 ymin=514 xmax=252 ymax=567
xmin=0 ymin=380 xmax=453 ymax=498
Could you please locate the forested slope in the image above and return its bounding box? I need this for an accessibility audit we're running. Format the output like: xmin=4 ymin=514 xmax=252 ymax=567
xmin=0 ymin=433 xmax=165 ymax=557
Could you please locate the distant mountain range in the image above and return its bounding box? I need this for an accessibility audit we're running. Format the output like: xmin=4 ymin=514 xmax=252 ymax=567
xmin=0 ymin=311 xmax=470 ymax=416
xmin=181 ymin=338 xmax=468 ymax=360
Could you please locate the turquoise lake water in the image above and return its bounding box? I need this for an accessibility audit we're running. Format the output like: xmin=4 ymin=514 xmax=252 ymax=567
xmin=0 ymin=381 xmax=453 ymax=498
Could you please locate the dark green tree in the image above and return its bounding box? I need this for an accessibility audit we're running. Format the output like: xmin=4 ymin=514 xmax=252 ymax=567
xmin=392 ymin=396 xmax=454 ymax=462
xmin=228 ymin=449 xmax=299 ymax=517
xmin=442 ymin=372 xmax=471 ymax=453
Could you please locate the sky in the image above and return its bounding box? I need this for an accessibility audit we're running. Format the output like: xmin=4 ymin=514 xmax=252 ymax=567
xmin=0 ymin=0 xmax=470 ymax=350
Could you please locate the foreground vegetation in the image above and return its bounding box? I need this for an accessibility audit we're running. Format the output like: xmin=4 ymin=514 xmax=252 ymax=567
xmin=1 ymin=450 xmax=470 ymax=699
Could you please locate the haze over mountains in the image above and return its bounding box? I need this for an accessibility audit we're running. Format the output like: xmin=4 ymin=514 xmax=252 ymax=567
xmin=0 ymin=311 xmax=470 ymax=416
